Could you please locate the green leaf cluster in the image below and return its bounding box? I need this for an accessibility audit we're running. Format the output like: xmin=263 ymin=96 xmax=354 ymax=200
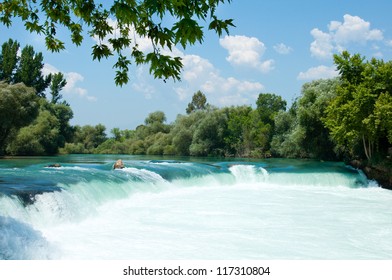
xmin=324 ymin=51 xmax=392 ymax=161
xmin=271 ymin=79 xmax=338 ymax=160
xmin=0 ymin=39 xmax=67 ymax=98
xmin=0 ymin=0 xmax=234 ymax=86
xmin=0 ymin=39 xmax=73 ymax=156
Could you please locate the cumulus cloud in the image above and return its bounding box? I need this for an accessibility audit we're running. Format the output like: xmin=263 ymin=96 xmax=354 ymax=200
xmin=43 ymin=64 xmax=96 ymax=101
xmin=219 ymin=35 xmax=274 ymax=73
xmin=174 ymin=53 xmax=264 ymax=106
xmin=310 ymin=14 xmax=384 ymax=59
xmin=273 ymin=43 xmax=293 ymax=55
xmin=297 ymin=65 xmax=339 ymax=80
xmin=91 ymin=19 xmax=264 ymax=105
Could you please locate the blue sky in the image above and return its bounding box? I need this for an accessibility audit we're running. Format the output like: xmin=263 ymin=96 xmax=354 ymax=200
xmin=1 ymin=0 xmax=392 ymax=133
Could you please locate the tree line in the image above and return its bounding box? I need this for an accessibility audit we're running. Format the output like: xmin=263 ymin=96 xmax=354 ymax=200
xmin=1 ymin=39 xmax=391 ymax=168
xmin=0 ymin=39 xmax=72 ymax=155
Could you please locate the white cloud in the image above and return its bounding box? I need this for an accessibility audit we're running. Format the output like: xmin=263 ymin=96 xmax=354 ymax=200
xmin=219 ymin=35 xmax=274 ymax=73
xmin=297 ymin=65 xmax=339 ymax=80
xmin=43 ymin=63 xmax=96 ymax=101
xmin=91 ymin=19 xmax=264 ymax=105
xmin=310 ymin=14 xmax=384 ymax=59
xmin=331 ymin=15 xmax=383 ymax=44
xmin=273 ymin=43 xmax=293 ymax=55
xmin=174 ymin=53 xmax=264 ymax=106
xmin=181 ymin=55 xmax=215 ymax=84
xmin=310 ymin=28 xmax=334 ymax=59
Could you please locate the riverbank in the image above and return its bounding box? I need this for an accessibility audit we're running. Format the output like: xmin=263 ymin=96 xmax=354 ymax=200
xmin=350 ymin=160 xmax=392 ymax=190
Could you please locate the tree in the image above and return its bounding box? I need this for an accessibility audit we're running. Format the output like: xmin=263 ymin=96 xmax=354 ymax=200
xmin=186 ymin=90 xmax=209 ymax=114
xmin=49 ymin=72 xmax=67 ymax=104
xmin=256 ymin=93 xmax=287 ymax=125
xmin=50 ymin=102 xmax=74 ymax=145
xmin=270 ymin=79 xmax=339 ymax=159
xmin=111 ymin=127 xmax=122 ymax=141
xmin=144 ymin=110 xmax=170 ymax=134
xmin=77 ymin=124 xmax=107 ymax=152
xmin=14 ymin=45 xmax=51 ymax=97
xmin=296 ymin=79 xmax=338 ymax=159
xmin=0 ymin=0 xmax=234 ymax=86
xmin=189 ymin=109 xmax=227 ymax=156
xmin=0 ymin=40 xmax=72 ymax=156
xmin=270 ymin=108 xmax=301 ymax=158
xmin=324 ymin=52 xmax=392 ymax=161
xmin=224 ymin=105 xmax=253 ymax=157
xmin=170 ymin=111 xmax=204 ymax=155
xmin=0 ymin=82 xmax=39 ymax=154
xmin=0 ymin=39 xmax=19 ymax=82
xmin=7 ymin=109 xmax=60 ymax=155
xmin=0 ymin=39 xmax=62 ymax=97
xmin=253 ymin=93 xmax=287 ymax=155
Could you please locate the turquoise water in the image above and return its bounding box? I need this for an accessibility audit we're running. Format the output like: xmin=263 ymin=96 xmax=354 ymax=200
xmin=0 ymin=155 xmax=391 ymax=259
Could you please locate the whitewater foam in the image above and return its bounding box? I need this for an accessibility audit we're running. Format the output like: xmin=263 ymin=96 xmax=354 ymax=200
xmin=0 ymin=157 xmax=390 ymax=259
xmin=0 ymin=216 xmax=55 ymax=259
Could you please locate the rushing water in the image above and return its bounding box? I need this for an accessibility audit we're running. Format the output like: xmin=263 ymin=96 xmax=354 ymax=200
xmin=0 ymin=155 xmax=391 ymax=260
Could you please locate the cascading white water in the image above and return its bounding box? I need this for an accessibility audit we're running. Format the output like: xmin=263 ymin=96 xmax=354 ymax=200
xmin=0 ymin=156 xmax=391 ymax=259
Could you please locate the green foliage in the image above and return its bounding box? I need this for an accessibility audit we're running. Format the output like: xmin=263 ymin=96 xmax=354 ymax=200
xmin=49 ymin=72 xmax=67 ymax=104
xmin=171 ymin=114 xmax=194 ymax=155
xmin=144 ymin=110 xmax=171 ymax=135
xmin=146 ymin=132 xmax=173 ymax=155
xmin=0 ymin=39 xmax=56 ymax=97
xmin=224 ymin=105 xmax=253 ymax=157
xmin=256 ymin=93 xmax=287 ymax=125
xmin=14 ymin=45 xmax=51 ymax=97
xmin=271 ymin=79 xmax=339 ymax=160
xmin=72 ymin=93 xmax=289 ymax=158
xmin=297 ymin=79 xmax=338 ymax=159
xmin=50 ymin=102 xmax=74 ymax=145
xmin=7 ymin=109 xmax=60 ymax=155
xmin=186 ymin=90 xmax=209 ymax=114
xmin=70 ymin=124 xmax=107 ymax=153
xmin=0 ymin=39 xmax=19 ymax=82
xmin=0 ymin=0 xmax=234 ymax=86
xmin=374 ymin=92 xmax=392 ymax=143
xmin=189 ymin=109 xmax=227 ymax=156
xmin=324 ymin=52 xmax=392 ymax=160
xmin=95 ymin=139 xmax=129 ymax=154
xmin=0 ymin=82 xmax=39 ymax=154
xmin=0 ymin=39 xmax=73 ymax=156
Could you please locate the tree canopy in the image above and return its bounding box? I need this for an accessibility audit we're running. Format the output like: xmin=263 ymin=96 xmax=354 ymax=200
xmin=186 ymin=90 xmax=209 ymax=114
xmin=0 ymin=82 xmax=39 ymax=154
xmin=0 ymin=0 xmax=234 ymax=86
xmin=324 ymin=51 xmax=392 ymax=160
xmin=0 ymin=39 xmax=67 ymax=98
xmin=0 ymin=39 xmax=73 ymax=156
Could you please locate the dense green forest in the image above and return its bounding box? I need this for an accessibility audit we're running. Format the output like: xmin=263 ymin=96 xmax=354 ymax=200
xmin=1 ymin=39 xmax=391 ymax=186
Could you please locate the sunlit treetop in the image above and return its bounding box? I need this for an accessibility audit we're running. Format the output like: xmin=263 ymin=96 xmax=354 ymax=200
xmin=0 ymin=0 xmax=234 ymax=86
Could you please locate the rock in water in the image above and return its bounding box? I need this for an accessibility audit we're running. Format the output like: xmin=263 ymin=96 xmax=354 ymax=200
xmin=47 ymin=163 xmax=61 ymax=168
xmin=113 ymin=159 xmax=125 ymax=169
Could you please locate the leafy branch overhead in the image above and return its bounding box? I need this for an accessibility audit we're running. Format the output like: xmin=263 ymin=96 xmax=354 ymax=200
xmin=0 ymin=0 xmax=234 ymax=86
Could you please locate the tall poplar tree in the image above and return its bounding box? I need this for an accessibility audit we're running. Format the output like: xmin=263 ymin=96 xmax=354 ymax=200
xmin=14 ymin=45 xmax=51 ymax=97
xmin=0 ymin=39 xmax=19 ymax=83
